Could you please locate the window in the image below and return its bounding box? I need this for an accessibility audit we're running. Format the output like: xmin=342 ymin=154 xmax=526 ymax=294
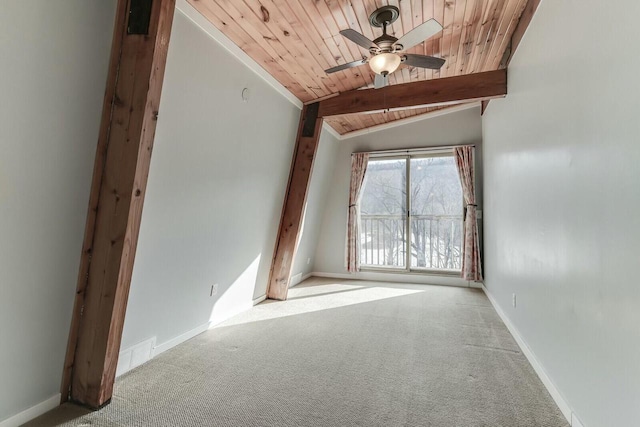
xmin=359 ymin=152 xmax=463 ymax=272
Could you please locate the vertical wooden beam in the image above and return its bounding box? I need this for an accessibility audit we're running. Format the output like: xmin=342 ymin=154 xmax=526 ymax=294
xmin=61 ymin=0 xmax=176 ymax=409
xmin=267 ymin=103 xmax=323 ymax=301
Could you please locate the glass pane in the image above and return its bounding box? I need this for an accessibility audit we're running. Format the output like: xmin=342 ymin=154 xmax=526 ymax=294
xmin=359 ymin=159 xmax=407 ymax=268
xmin=410 ymin=156 xmax=463 ymax=270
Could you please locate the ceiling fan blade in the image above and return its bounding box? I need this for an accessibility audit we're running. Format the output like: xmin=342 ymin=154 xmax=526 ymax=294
xmin=395 ymin=19 xmax=443 ymax=51
xmin=325 ymin=59 xmax=367 ymax=74
xmin=374 ymin=73 xmax=388 ymax=89
xmin=340 ymin=29 xmax=378 ymax=50
xmin=403 ymin=54 xmax=446 ymax=69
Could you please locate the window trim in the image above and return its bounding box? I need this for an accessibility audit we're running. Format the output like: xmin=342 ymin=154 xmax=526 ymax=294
xmin=359 ymin=144 xmax=474 ymax=159
xmin=359 ymin=149 xmax=464 ymax=273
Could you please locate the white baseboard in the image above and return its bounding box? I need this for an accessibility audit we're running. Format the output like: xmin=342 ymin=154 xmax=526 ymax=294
xmin=571 ymin=413 xmax=585 ymax=427
xmin=290 ymin=273 xmax=303 ymax=287
xmin=310 ymin=271 xmax=479 ymax=288
xmin=123 ymin=296 xmax=266 ymax=374
xmin=290 ymin=272 xmax=313 ymax=288
xmin=310 ymin=271 xmax=352 ymax=280
xmin=0 ymin=394 xmax=60 ymax=427
xmin=253 ymin=294 xmax=267 ymax=305
xmin=482 ymin=285 xmax=579 ymax=426
xmin=116 ymin=336 xmax=156 ymax=377
xmin=152 ymin=321 xmax=212 ymax=357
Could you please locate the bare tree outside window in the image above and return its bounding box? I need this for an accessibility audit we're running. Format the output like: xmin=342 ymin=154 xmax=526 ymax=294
xmin=359 ymin=155 xmax=463 ymax=271
xmin=359 ymin=159 xmax=406 ymax=267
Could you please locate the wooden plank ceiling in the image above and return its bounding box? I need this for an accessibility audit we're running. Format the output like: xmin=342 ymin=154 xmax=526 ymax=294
xmin=188 ymin=0 xmax=528 ymax=134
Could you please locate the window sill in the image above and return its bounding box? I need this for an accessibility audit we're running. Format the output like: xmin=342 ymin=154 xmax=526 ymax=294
xmin=360 ymin=266 xmax=461 ymax=278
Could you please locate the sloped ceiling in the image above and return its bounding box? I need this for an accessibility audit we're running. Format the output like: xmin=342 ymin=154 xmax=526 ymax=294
xmin=188 ymin=0 xmax=528 ymax=134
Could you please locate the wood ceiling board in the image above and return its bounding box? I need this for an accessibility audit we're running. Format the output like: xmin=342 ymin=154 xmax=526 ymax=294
xmin=322 ymin=2 xmax=371 ymax=83
xmin=188 ymin=0 xmax=528 ymax=131
xmin=477 ymin=0 xmax=507 ymax=70
xmin=314 ymin=0 xmax=363 ymax=81
xmin=398 ymin=0 xmax=415 ymax=40
xmin=463 ymin=0 xmax=499 ymax=73
xmin=431 ymin=0 xmax=444 ymax=79
xmin=231 ymin=0 xmax=333 ymax=95
xmin=294 ymin=0 xmax=370 ymax=89
xmin=488 ymin=0 xmax=528 ymax=70
xmin=459 ymin=0 xmax=483 ymax=73
xmin=270 ymin=0 xmax=348 ymax=93
xmin=324 ymin=103 xmax=470 ymax=135
xmin=482 ymin=0 xmax=526 ymax=70
xmin=439 ymin=0 xmax=456 ymax=77
xmin=456 ymin=0 xmax=480 ymax=74
xmin=189 ymin=0 xmax=311 ymax=100
xmin=448 ymin=0 xmax=470 ymax=77
xmin=212 ymin=1 xmax=320 ymax=94
xmin=460 ymin=0 xmax=484 ymax=73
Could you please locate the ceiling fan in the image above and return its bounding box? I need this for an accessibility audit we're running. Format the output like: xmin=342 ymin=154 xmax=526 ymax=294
xmin=325 ymin=6 xmax=445 ymax=89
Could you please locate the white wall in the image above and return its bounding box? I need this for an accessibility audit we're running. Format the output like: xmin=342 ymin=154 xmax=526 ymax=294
xmin=313 ymin=107 xmax=483 ymax=279
xmin=482 ymin=1 xmax=640 ymax=426
xmin=120 ymin=8 xmax=303 ymax=351
xmin=0 ymin=0 xmax=115 ymax=423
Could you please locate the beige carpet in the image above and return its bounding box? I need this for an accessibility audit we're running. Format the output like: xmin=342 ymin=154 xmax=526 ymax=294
xmin=27 ymin=278 xmax=568 ymax=426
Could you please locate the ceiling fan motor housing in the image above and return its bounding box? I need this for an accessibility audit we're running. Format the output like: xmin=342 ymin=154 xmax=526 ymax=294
xmin=372 ymin=35 xmax=399 ymax=53
xmin=369 ymin=6 xmax=401 ymax=54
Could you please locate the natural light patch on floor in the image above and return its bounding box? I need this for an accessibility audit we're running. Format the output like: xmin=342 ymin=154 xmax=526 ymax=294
xmin=209 ymin=254 xmax=262 ymax=325
xmin=215 ymin=277 xmax=426 ymax=327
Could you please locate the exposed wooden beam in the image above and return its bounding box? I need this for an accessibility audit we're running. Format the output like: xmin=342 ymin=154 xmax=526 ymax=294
xmin=318 ymin=70 xmax=507 ymax=118
xmin=267 ymin=103 xmax=323 ymax=301
xmin=61 ymin=0 xmax=176 ymax=409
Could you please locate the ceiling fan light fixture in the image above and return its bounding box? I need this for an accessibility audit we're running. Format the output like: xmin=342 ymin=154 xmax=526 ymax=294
xmin=369 ymin=53 xmax=401 ymax=76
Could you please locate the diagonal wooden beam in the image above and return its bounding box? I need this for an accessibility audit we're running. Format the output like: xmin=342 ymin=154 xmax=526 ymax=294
xmin=267 ymin=103 xmax=323 ymax=301
xmin=61 ymin=0 xmax=176 ymax=409
xmin=318 ymin=70 xmax=507 ymax=117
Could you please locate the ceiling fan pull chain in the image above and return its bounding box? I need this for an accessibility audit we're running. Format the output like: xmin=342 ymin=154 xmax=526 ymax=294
xmin=384 ymin=90 xmax=388 ymax=114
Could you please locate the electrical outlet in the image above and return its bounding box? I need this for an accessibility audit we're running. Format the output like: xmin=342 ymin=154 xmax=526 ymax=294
xmin=210 ymin=284 xmax=218 ymax=297
xmin=307 ymin=258 xmax=311 ymax=265
xmin=512 ymin=293 xmax=517 ymax=308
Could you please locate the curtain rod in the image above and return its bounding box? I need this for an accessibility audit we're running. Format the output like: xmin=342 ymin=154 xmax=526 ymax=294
xmin=352 ymin=144 xmax=475 ymax=156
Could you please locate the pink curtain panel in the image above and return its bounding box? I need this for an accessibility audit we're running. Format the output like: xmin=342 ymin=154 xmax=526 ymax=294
xmin=345 ymin=153 xmax=369 ymax=273
xmin=454 ymin=146 xmax=483 ymax=282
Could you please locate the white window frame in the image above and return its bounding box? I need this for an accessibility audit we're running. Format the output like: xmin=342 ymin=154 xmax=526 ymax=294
xmin=359 ymin=147 xmax=464 ymax=275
